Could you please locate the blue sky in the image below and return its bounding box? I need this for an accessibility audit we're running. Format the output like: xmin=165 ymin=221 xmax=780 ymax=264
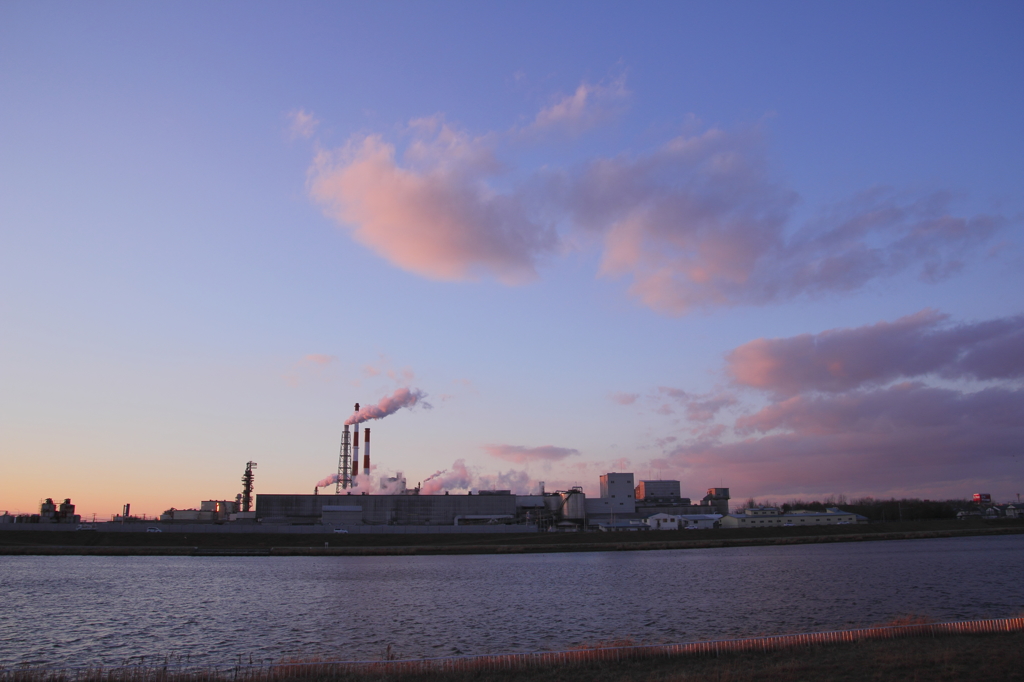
xmin=2 ymin=1 xmax=1022 ymax=518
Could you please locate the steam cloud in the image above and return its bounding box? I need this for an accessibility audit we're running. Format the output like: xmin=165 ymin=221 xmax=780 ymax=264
xmin=419 ymin=459 xmax=542 ymax=495
xmin=316 ymin=473 xmax=340 ymax=489
xmin=346 ymin=387 xmax=432 ymax=425
xmin=316 ymin=469 xmax=407 ymax=494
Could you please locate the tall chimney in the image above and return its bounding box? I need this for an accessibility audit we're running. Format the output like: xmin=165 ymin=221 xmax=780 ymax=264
xmin=352 ymin=423 xmax=360 ymax=478
xmin=363 ymin=428 xmax=370 ymax=472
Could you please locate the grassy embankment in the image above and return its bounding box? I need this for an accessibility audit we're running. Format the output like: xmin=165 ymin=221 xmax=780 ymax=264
xmin=1 ymin=518 xmax=1022 ymax=556
xmin=2 ymin=630 xmax=1022 ymax=682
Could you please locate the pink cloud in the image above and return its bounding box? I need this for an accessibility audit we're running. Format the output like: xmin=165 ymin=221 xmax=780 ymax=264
xmin=283 ymin=353 xmax=337 ymax=387
xmin=309 ymin=125 xmax=557 ymax=285
xmin=484 ymin=444 xmax=580 ymax=464
xmin=665 ymin=384 xmax=1024 ymax=499
xmin=303 ymin=353 xmax=335 ymax=366
xmin=308 ymin=88 xmax=1006 ymax=315
xmin=564 ymin=130 xmax=1004 ymax=315
xmin=646 ymin=313 xmax=1024 ymax=500
xmin=287 ymin=109 xmax=319 ymax=140
xmin=657 ymin=386 xmax=688 ymax=400
xmin=382 ymin=367 xmax=415 ymax=385
xmin=610 ymin=391 xmax=639 ymax=405
xmin=657 ymin=386 xmax=736 ymax=422
xmin=610 ymin=457 xmax=631 ymax=471
xmin=727 ymin=310 xmax=1024 ymax=396
xmin=685 ymin=394 xmax=738 ymax=422
xmin=528 ymin=75 xmax=629 ymax=135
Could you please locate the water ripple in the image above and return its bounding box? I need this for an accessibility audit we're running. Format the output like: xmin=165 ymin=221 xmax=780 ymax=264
xmin=1 ymin=534 xmax=1022 ymax=667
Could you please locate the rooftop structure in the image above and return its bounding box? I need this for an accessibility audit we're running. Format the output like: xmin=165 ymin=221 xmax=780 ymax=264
xmin=635 ymin=480 xmax=682 ymax=502
xmin=719 ymin=506 xmax=859 ymax=528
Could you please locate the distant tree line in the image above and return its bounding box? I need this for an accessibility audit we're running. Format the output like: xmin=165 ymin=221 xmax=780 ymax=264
xmin=739 ymin=495 xmax=988 ymax=522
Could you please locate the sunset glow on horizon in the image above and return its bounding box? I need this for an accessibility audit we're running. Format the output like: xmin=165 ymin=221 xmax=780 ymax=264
xmin=1 ymin=2 xmax=1022 ymax=519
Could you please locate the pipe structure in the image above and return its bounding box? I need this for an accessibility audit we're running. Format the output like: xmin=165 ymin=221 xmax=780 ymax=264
xmin=363 ymin=428 xmax=370 ymax=472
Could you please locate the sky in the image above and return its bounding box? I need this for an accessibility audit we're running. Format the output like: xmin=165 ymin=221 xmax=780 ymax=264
xmin=1 ymin=1 xmax=1022 ymax=519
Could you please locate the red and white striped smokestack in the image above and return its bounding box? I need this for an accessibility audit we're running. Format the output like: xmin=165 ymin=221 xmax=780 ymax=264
xmin=352 ymin=411 xmax=360 ymax=480
xmin=363 ymin=428 xmax=370 ymax=472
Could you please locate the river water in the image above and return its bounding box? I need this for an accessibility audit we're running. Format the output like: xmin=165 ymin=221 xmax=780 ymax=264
xmin=2 ymin=534 xmax=1022 ymax=667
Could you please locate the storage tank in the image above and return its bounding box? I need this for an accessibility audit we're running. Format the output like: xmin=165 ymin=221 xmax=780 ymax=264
xmin=560 ymin=488 xmax=586 ymax=521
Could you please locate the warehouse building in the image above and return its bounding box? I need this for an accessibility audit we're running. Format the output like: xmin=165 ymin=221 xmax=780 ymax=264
xmin=719 ymin=506 xmax=858 ymax=528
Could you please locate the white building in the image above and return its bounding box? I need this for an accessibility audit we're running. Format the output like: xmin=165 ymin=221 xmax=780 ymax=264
xmin=584 ymin=472 xmax=636 ymax=515
xmin=720 ymin=506 xmax=858 ymax=528
xmin=644 ymin=513 xmax=721 ymax=530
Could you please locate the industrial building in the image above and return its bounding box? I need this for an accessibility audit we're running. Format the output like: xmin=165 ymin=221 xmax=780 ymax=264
xmin=258 ymin=491 xmax=519 ymax=526
xmin=160 ymin=500 xmax=240 ymax=523
xmin=253 ymin=474 xmax=728 ymax=531
xmin=718 ymin=506 xmax=860 ymax=528
xmin=635 ymin=480 xmax=682 ymax=502
xmin=119 ymin=412 xmax=734 ymax=533
xmin=644 ymin=513 xmax=722 ymax=530
xmin=0 ymin=498 xmax=82 ymax=524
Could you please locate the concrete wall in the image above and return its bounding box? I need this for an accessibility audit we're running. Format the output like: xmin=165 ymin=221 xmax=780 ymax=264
xmin=256 ymin=493 xmax=518 ymax=525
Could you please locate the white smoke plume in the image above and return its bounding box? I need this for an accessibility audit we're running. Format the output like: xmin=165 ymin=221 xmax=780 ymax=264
xmin=346 ymin=387 xmax=431 ymax=425
xmin=316 ymin=473 xmax=340 ymax=489
xmin=318 ymin=462 xmax=541 ymax=496
xmin=375 ymin=472 xmax=407 ymax=495
xmin=316 ymin=467 xmax=404 ymax=494
xmin=423 ymin=469 xmax=447 ymax=482
xmin=419 ymin=459 xmax=541 ymax=495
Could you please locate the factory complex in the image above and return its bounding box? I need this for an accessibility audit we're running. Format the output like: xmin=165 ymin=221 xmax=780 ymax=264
xmin=1 ymin=472 xmax=732 ymax=533
xmin=0 ymin=402 xmax=880 ymax=533
xmin=255 ymin=473 xmax=730 ymax=531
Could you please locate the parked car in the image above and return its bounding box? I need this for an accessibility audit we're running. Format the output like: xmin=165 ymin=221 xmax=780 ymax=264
xmin=333 ymin=528 xmax=348 ymax=533
xmin=146 ymin=527 xmax=162 ymax=533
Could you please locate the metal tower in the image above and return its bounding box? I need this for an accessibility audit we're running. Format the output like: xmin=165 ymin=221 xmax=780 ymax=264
xmin=337 ymin=426 xmax=352 ymax=492
xmin=241 ymin=461 xmax=257 ymax=512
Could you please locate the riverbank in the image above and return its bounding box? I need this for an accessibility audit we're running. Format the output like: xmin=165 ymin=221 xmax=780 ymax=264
xmin=3 ymin=619 xmax=1021 ymax=682
xmin=1 ymin=519 xmax=1022 ymax=556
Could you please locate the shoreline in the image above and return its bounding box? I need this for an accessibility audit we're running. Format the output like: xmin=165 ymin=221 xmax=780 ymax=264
xmin=2 ymin=523 xmax=1021 ymax=556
